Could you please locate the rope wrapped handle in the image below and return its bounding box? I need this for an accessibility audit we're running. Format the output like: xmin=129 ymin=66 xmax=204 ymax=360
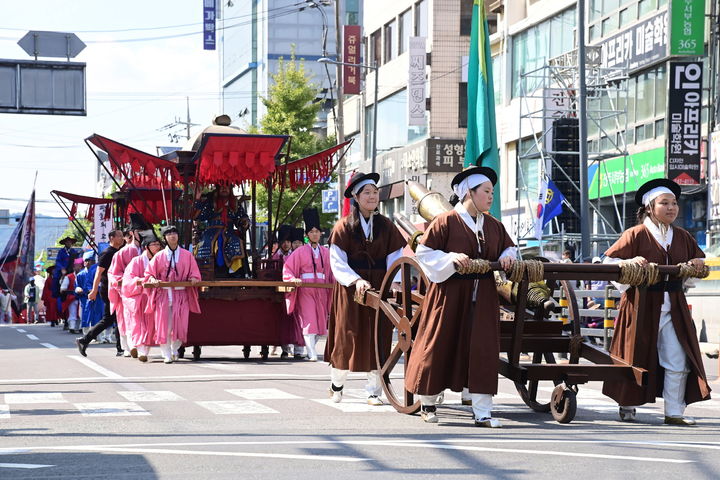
xmin=618 ymin=260 xmax=709 ymax=286
xmin=456 ymin=259 xmax=545 ymax=283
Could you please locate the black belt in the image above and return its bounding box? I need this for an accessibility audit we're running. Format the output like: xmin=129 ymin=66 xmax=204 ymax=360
xmin=647 ymin=280 xmax=683 ymax=292
xmin=348 ymin=258 xmax=387 ymax=271
xmin=450 ymin=272 xmax=493 ymax=280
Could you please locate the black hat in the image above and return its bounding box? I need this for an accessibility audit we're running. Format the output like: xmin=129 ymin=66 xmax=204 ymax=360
xmin=129 ymin=213 xmax=151 ymax=231
xmin=161 ymin=225 xmax=179 ymax=236
xmin=139 ymin=229 xmax=161 ymax=248
xmin=302 ymin=207 xmax=321 ymax=233
xmin=278 ymin=225 xmax=293 ymax=243
xmin=291 ymin=227 xmax=305 ymax=243
xmin=634 ymin=178 xmax=681 ymax=207
xmin=344 ymin=171 xmax=380 ymax=198
xmin=450 ymin=159 xmax=498 ymax=190
xmin=58 ymin=236 xmax=77 ymax=245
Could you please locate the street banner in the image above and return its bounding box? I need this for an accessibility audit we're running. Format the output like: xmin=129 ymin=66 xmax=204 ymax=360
xmin=669 ymin=0 xmax=706 ymax=56
xmin=93 ymin=204 xmax=112 ymax=245
xmin=203 ymin=0 xmax=216 ymax=50
xmin=343 ymin=25 xmax=361 ymax=95
xmin=408 ymin=36 xmax=426 ymax=126
xmin=534 ymin=177 xmax=565 ymax=240
xmin=597 ymin=9 xmax=667 ymax=73
xmin=667 ymin=61 xmax=703 ymax=185
xmin=464 ymin=0 xmax=501 ymax=219
xmin=708 ymin=130 xmax=720 ymax=223
xmin=0 ymin=191 xmax=35 ymax=314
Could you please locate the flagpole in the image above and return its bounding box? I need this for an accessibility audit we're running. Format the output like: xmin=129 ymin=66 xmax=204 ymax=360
xmin=577 ymin=0 xmax=591 ymax=261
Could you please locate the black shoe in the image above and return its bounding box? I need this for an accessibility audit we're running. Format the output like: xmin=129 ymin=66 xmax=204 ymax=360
xmin=75 ymin=338 xmax=88 ymax=357
xmin=280 ymin=351 xmax=289 ymax=359
xmin=116 ymin=350 xmax=124 ymax=357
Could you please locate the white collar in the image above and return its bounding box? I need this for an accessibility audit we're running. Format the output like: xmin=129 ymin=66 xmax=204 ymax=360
xmin=454 ymin=202 xmax=484 ymax=237
xmin=164 ymin=246 xmax=180 ymax=259
xmin=643 ymin=217 xmax=673 ymax=248
xmin=359 ymin=213 xmax=374 ymax=241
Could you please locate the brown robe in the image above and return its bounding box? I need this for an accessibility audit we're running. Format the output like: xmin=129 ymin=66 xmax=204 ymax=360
xmin=602 ymin=223 xmax=711 ymax=406
xmin=405 ymin=209 xmax=515 ymax=395
xmin=325 ymin=213 xmax=406 ymax=372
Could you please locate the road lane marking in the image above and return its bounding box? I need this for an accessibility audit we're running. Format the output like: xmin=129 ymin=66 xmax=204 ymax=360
xmin=312 ymin=398 xmax=397 ymax=413
xmin=26 ymin=334 xmax=39 ymax=340
xmin=0 ymin=405 xmax=9 ymax=419
xmin=67 ymin=355 xmax=124 ymax=379
xmin=40 ymin=343 xmax=58 ymax=349
xmin=117 ymin=391 xmax=184 ymax=402
xmin=0 ymin=463 xmax=53 ymax=469
xmin=4 ymin=393 xmax=66 ymax=404
xmin=16 ymin=329 xmax=26 ymax=333
xmin=195 ymin=400 xmax=279 ymax=415
xmin=73 ymin=402 xmax=150 ymax=416
xmin=226 ymin=388 xmax=301 ymax=400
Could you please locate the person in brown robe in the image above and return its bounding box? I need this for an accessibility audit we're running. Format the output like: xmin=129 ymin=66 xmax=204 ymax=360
xmin=326 ymin=172 xmax=406 ymax=405
xmin=405 ymin=165 xmax=516 ymax=427
xmin=602 ymin=178 xmax=711 ymax=425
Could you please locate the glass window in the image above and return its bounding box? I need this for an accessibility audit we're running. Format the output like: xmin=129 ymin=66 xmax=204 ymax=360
xmin=635 ymin=71 xmax=654 ymax=123
xmin=635 ymin=124 xmax=646 ymax=143
xmin=655 ymin=119 xmax=665 ymax=138
xmin=460 ymin=0 xmax=473 ymax=36
xmin=589 ymin=0 xmax=602 ymax=21
xmin=365 ymin=89 xmax=428 ymax=160
xmin=492 ymin=54 xmax=503 ymax=105
xmin=399 ymin=9 xmax=411 ymax=54
xmin=655 ymin=64 xmax=666 ymax=118
xmin=384 ymin=20 xmax=397 ymax=63
xmin=369 ymin=30 xmax=382 ymax=67
xmin=415 ymin=0 xmax=428 ymax=38
xmin=459 ymin=83 xmax=467 ymax=128
xmin=601 ymin=13 xmax=619 ymax=36
xmin=604 ymin=0 xmax=620 ymax=12
xmin=517 ymin=138 xmax=540 ymax=201
xmin=589 ymin=25 xmax=599 ymax=42
xmin=638 ymin=0 xmax=656 ymax=18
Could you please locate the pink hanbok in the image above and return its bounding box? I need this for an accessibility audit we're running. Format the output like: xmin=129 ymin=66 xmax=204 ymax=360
xmin=121 ymin=254 xmax=156 ymax=354
xmin=282 ymin=244 xmax=333 ymax=360
xmin=144 ymin=246 xmax=201 ymax=359
xmin=108 ymin=243 xmax=141 ymax=348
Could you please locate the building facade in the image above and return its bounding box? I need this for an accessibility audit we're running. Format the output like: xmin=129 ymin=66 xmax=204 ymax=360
xmin=219 ymin=0 xmax=361 ymax=129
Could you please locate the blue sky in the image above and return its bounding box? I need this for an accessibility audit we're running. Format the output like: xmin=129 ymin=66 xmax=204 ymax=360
xmin=0 ymin=0 xmax=220 ymax=216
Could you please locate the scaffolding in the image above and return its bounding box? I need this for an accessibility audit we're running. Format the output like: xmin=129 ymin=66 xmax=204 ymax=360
xmin=516 ymin=45 xmax=631 ymax=256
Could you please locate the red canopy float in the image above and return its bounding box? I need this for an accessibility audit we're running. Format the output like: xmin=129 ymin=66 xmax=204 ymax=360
xmin=274 ymin=140 xmax=352 ymax=189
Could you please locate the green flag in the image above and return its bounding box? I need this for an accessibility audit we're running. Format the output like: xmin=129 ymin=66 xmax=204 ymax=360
xmin=464 ymin=0 xmax=500 ymax=218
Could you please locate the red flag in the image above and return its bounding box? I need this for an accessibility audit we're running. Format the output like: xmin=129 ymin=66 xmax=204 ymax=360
xmin=0 ymin=191 xmax=36 ymax=316
xmin=341 ymin=171 xmax=357 ymax=217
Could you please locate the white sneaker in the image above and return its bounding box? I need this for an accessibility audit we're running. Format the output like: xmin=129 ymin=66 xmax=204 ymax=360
xmin=367 ymin=395 xmax=383 ymax=406
xmin=619 ymin=406 xmax=636 ymax=422
xmin=421 ymin=407 xmax=438 ymax=423
xmin=163 ymin=357 xmax=173 ymax=364
xmin=435 ymin=392 xmax=445 ymax=405
xmin=664 ymin=415 xmax=696 ymax=426
xmin=123 ymin=351 xmax=131 ymax=358
xmin=329 ymin=388 xmax=343 ymax=403
xmin=308 ymin=355 xmax=318 ymax=362
xmin=475 ymin=417 xmax=502 ymax=428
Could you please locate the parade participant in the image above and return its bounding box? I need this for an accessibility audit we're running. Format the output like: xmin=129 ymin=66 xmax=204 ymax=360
xmin=108 ymin=214 xmax=149 ymax=357
xmin=60 ymin=259 xmax=83 ymax=333
xmin=122 ymin=230 xmax=163 ymax=363
xmin=194 ymin=185 xmax=251 ymax=277
xmin=272 ymin=225 xmax=294 ymax=262
xmin=283 ymin=208 xmax=334 ymax=362
xmin=602 ymin=179 xmax=711 ymax=425
xmin=52 ymin=236 xmax=78 ymax=314
xmin=405 ymin=165 xmax=516 ymax=427
xmin=291 ymin=227 xmax=305 ymax=251
xmin=0 ymin=289 xmax=10 ymax=323
xmin=326 ymin=172 xmax=406 ymax=405
xmin=42 ymin=266 xmax=59 ymax=327
xmin=23 ymin=277 xmax=38 ymax=323
xmin=76 ymin=229 xmax=125 ymax=357
xmin=75 ymin=251 xmax=105 ymax=338
xmin=144 ymin=225 xmax=202 ymax=364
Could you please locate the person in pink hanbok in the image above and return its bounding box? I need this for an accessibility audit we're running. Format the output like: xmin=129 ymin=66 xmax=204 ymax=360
xmin=282 ymin=208 xmax=334 ymax=361
xmin=144 ymin=225 xmax=202 ymax=364
xmin=107 ymin=214 xmax=149 ymax=357
xmin=272 ymin=225 xmax=293 ymax=262
xmin=122 ymin=230 xmax=163 ymax=363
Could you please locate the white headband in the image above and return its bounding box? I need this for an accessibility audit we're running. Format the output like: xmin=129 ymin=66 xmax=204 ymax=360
xmin=453 ymin=173 xmax=491 ymax=201
xmin=642 ymin=186 xmax=674 ymax=206
xmin=352 ymin=178 xmax=377 ymax=196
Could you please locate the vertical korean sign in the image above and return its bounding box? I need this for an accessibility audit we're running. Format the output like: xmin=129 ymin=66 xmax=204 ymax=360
xmin=94 ymin=204 xmax=111 ymax=246
xmin=203 ymin=0 xmax=216 ymax=50
xmin=669 ymin=0 xmax=705 ymax=56
xmin=408 ymin=36 xmax=426 ymax=126
xmin=667 ymin=61 xmax=703 ymax=185
xmin=343 ymin=26 xmax=361 ymax=94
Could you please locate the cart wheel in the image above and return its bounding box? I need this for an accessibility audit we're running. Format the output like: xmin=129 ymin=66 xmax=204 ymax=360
xmin=550 ymin=384 xmax=577 ymax=424
xmin=192 ymin=346 xmax=201 ymax=361
xmin=374 ymin=257 xmax=428 ymax=415
xmin=242 ymin=346 xmax=251 ymax=359
xmin=514 ymin=351 xmax=557 ymax=412
xmin=177 ymin=346 xmax=186 ymax=359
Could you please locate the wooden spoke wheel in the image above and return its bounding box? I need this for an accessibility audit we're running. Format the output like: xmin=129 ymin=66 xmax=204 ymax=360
xmin=514 ymin=280 xmax=581 ymax=412
xmin=550 ymin=384 xmax=578 ymax=424
xmin=374 ymin=257 xmax=428 ymax=414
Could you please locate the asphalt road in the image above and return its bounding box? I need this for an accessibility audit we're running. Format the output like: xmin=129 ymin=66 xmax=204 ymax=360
xmin=0 ymin=322 xmax=718 ymax=479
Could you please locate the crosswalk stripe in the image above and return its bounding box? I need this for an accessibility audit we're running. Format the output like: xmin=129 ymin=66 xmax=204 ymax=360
xmin=195 ymin=400 xmax=279 ymax=415
xmin=74 ymin=402 xmax=150 ymax=416
xmin=226 ymin=388 xmax=301 ymax=400
xmin=117 ymin=391 xmax=185 ymax=402
xmin=4 ymin=393 xmax=66 ymax=404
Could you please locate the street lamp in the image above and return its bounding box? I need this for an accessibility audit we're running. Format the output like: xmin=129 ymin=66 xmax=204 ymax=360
xmin=318 ymin=56 xmax=379 ymax=174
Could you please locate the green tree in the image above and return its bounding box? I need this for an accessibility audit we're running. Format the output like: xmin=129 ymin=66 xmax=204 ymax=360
xmin=255 ymin=50 xmax=338 ymax=233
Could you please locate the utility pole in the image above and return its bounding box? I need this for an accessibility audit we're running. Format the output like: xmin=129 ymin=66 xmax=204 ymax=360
xmin=157 ymin=96 xmax=200 ymax=143
xmin=334 ymin=0 xmax=344 ymax=144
